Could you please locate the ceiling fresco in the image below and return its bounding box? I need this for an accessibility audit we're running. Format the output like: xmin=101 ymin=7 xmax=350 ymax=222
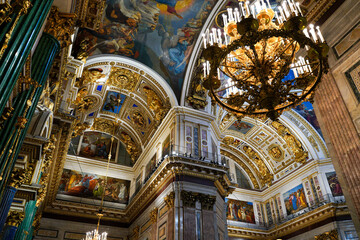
xmin=67 ymin=59 xmax=173 ymax=165
xmin=72 ymin=0 xmax=217 ymax=99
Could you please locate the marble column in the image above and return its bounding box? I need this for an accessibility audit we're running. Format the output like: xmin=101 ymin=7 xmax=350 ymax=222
xmin=0 ymin=211 xmax=25 ymax=240
xmin=0 ymin=0 xmax=54 ymax=114
xmin=314 ymin=72 xmax=360 ymax=232
xmin=14 ymin=200 xmax=37 ymax=240
xmin=0 ymin=32 xmax=60 ymax=197
xmin=0 ymin=186 xmax=17 ymax=232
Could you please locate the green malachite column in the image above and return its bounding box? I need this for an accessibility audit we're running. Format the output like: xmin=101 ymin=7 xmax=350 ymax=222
xmin=0 ymin=0 xmax=54 ymax=115
xmin=14 ymin=200 xmax=37 ymax=240
xmin=0 ymin=33 xmax=60 ymax=198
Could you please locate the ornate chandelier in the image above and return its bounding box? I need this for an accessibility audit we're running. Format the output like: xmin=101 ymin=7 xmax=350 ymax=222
xmin=201 ymin=0 xmax=329 ymax=120
xmin=84 ymin=212 xmax=108 ymax=240
xmin=82 ymin=138 xmax=115 ymax=240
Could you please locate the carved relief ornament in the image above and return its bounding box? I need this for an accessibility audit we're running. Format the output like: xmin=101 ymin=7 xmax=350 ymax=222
xmin=272 ymin=121 xmax=308 ymax=164
xmin=44 ymin=6 xmax=76 ymax=48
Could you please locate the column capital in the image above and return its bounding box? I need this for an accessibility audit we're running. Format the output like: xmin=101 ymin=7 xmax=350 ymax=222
xmin=150 ymin=208 xmax=158 ymax=223
xmin=164 ymin=191 xmax=175 ymax=208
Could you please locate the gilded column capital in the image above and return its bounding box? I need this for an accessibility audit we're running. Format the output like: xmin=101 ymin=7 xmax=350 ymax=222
xmin=6 ymin=210 xmax=25 ymax=227
xmin=44 ymin=6 xmax=77 ymax=48
xmin=180 ymin=191 xmax=198 ymax=208
xmin=150 ymin=208 xmax=158 ymax=223
xmin=198 ymin=193 xmax=216 ymax=211
xmin=164 ymin=192 xmax=175 ymax=208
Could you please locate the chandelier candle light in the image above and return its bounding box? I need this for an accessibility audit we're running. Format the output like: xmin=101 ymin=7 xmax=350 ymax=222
xmin=201 ymin=0 xmax=329 ymax=120
xmin=83 ymin=137 xmax=115 ymax=240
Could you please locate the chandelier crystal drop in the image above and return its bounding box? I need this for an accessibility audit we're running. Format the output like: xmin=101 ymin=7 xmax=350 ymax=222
xmin=84 ymin=213 xmax=108 ymax=240
xmin=201 ymin=0 xmax=329 ymax=120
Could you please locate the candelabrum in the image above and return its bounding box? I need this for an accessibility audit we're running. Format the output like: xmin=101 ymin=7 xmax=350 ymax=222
xmin=201 ymin=0 xmax=329 ymax=120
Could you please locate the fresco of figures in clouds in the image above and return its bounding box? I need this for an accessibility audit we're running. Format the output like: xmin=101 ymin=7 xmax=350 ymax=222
xmin=73 ymin=0 xmax=217 ymax=99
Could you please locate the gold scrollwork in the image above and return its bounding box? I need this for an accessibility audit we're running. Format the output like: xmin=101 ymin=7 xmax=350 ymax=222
xmin=120 ymin=131 xmax=140 ymax=163
xmin=8 ymin=166 xmax=34 ymax=189
xmin=91 ymin=118 xmax=117 ymax=135
xmin=108 ymin=67 xmax=140 ymax=91
xmin=44 ymin=7 xmax=77 ymax=48
xmin=272 ymin=121 xmax=308 ymax=164
xmin=75 ymin=95 xmax=97 ymax=113
xmin=6 ymin=210 xmax=25 ymax=227
xmin=243 ymin=145 xmax=273 ymax=186
xmin=76 ymin=68 xmax=106 ymax=87
xmin=72 ymin=120 xmax=90 ymax=137
xmin=143 ymin=87 xmax=169 ymax=122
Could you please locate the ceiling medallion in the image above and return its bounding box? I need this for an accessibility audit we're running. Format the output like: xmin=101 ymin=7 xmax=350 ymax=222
xmin=201 ymin=0 xmax=329 ymax=120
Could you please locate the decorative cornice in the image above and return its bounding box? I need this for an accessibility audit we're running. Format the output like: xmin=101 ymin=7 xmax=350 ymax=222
xmin=44 ymin=156 xmax=232 ymax=223
xmin=228 ymin=203 xmax=348 ymax=239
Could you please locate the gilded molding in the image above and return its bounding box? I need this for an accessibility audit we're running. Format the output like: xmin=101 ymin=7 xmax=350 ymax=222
xmin=91 ymin=117 xmax=118 ymax=135
xmin=108 ymin=67 xmax=141 ymax=91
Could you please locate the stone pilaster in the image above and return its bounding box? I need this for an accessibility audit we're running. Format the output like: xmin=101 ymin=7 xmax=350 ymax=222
xmin=314 ymin=72 xmax=360 ymax=233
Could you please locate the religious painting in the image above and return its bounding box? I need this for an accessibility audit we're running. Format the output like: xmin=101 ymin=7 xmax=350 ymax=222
xmin=135 ymin=173 xmax=142 ymax=194
xmin=326 ymin=171 xmax=344 ymax=197
xmin=72 ymin=0 xmax=217 ymax=100
xmin=226 ymin=199 xmax=255 ymax=224
xmin=228 ymin=120 xmax=254 ymax=134
xmin=79 ymin=131 xmax=118 ymax=161
xmin=162 ymin=135 xmax=171 ymax=158
xmin=102 ymin=91 xmax=126 ymax=114
xmin=57 ymin=169 xmax=130 ymax=205
xmin=293 ymin=101 xmax=323 ymax=137
xmin=283 ymin=184 xmax=308 ymax=215
xmin=145 ymin=154 xmax=157 ymax=179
